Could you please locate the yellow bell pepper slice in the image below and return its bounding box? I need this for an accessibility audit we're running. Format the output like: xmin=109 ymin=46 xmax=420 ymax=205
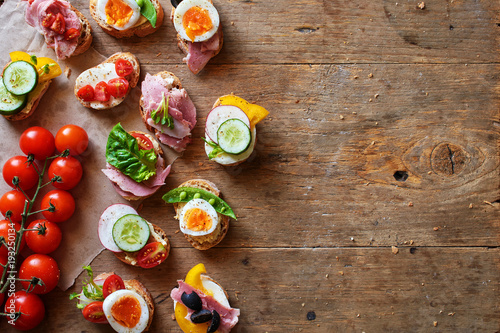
xmin=9 ymin=51 xmax=62 ymax=82
xmin=218 ymin=95 xmax=269 ymax=129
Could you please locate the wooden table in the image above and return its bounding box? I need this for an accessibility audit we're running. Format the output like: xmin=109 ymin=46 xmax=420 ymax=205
xmin=2 ymin=0 xmax=500 ymax=332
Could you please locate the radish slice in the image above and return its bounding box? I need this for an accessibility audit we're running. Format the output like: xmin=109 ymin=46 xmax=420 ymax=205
xmin=98 ymin=204 xmax=138 ymax=252
xmin=205 ymin=105 xmax=250 ymax=144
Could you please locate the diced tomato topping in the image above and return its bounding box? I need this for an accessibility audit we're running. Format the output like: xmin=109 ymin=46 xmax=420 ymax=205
xmin=107 ymin=78 xmax=129 ymax=98
xmin=115 ymin=59 xmax=134 ymax=77
xmin=64 ymin=28 xmax=80 ymax=40
xmin=131 ymin=132 xmax=154 ymax=150
xmin=42 ymin=12 xmax=56 ymax=28
xmin=77 ymin=85 xmax=94 ymax=102
xmin=94 ymin=81 xmax=110 ymax=102
xmin=50 ymin=13 xmax=65 ymax=34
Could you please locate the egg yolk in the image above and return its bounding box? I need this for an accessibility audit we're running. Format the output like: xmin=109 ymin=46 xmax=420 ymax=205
xmin=105 ymin=0 xmax=134 ymax=28
xmin=110 ymin=295 xmax=142 ymax=328
xmin=184 ymin=208 xmax=213 ymax=232
xmin=182 ymin=6 xmax=213 ymax=41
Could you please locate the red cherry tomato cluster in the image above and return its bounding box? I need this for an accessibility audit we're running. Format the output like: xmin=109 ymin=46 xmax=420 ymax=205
xmin=41 ymin=11 xmax=80 ymax=41
xmin=77 ymin=58 xmax=133 ymax=102
xmin=0 ymin=125 xmax=88 ymax=330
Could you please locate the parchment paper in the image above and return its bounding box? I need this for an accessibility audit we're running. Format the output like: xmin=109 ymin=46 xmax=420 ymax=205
xmin=0 ymin=0 xmax=178 ymax=290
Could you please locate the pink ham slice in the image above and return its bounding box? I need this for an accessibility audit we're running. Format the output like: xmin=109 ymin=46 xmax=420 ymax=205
xmin=171 ymin=281 xmax=240 ymax=333
xmin=183 ymin=25 xmax=222 ymax=75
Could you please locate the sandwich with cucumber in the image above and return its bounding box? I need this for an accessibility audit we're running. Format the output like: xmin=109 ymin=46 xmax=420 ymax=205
xmin=204 ymin=94 xmax=269 ymax=166
xmin=0 ymin=51 xmax=62 ymax=121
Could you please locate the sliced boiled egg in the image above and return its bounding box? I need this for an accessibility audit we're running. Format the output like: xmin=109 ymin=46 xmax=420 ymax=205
xmin=173 ymin=0 xmax=219 ymax=42
xmin=97 ymin=0 xmax=141 ymax=31
xmin=179 ymin=198 xmax=219 ymax=236
xmin=103 ymin=289 xmax=149 ymax=333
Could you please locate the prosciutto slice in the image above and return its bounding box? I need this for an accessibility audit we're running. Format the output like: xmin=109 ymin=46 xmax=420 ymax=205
xmin=25 ymin=0 xmax=81 ymax=59
xmin=184 ymin=25 xmax=222 ymax=75
xmin=171 ymin=281 xmax=240 ymax=333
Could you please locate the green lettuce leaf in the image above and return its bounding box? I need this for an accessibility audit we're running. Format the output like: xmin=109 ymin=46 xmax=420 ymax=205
xmin=106 ymin=123 xmax=157 ymax=183
xmin=140 ymin=0 xmax=157 ymax=28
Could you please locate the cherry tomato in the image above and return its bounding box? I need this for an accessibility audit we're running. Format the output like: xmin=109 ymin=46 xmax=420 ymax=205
xmin=102 ymin=274 xmax=125 ymax=298
xmin=0 ymin=254 xmax=7 ymax=278
xmin=94 ymin=81 xmax=110 ymax=102
xmin=47 ymin=156 xmax=83 ymax=190
xmin=41 ymin=190 xmax=75 ymax=223
xmin=136 ymin=242 xmax=168 ymax=268
xmin=55 ymin=125 xmax=89 ymax=156
xmin=50 ymin=13 xmax=65 ymax=34
xmin=41 ymin=12 xmax=56 ymax=28
xmin=77 ymin=85 xmax=94 ymax=102
xmin=0 ymin=190 xmax=27 ymax=222
xmin=0 ymin=220 xmax=25 ymax=257
xmin=19 ymin=254 xmax=60 ymax=294
xmin=19 ymin=126 xmax=55 ymax=160
xmin=64 ymin=27 xmax=80 ymax=40
xmin=2 ymin=156 xmax=39 ymax=190
xmin=107 ymin=78 xmax=129 ymax=98
xmin=25 ymin=220 xmax=62 ymax=254
xmin=83 ymin=301 xmax=108 ymax=323
xmin=4 ymin=291 xmax=45 ymax=330
xmin=115 ymin=58 xmax=134 ymax=77
xmin=132 ymin=132 xmax=154 ymax=150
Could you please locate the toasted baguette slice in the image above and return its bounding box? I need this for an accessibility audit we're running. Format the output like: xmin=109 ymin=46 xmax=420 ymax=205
xmin=90 ymin=0 xmax=164 ymax=38
xmin=74 ymin=52 xmax=140 ymax=109
xmin=71 ymin=4 xmax=93 ymax=57
xmin=2 ymin=79 xmax=51 ymax=121
xmin=173 ymin=179 xmax=230 ymax=250
xmin=114 ymin=222 xmax=170 ymax=267
xmin=95 ymin=272 xmax=155 ymax=331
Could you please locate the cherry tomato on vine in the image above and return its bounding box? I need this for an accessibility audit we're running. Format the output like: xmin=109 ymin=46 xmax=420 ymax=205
xmin=19 ymin=126 xmax=55 ymax=160
xmin=0 ymin=255 xmax=7 ymax=279
xmin=115 ymin=58 xmax=134 ymax=77
xmin=83 ymin=301 xmax=108 ymax=323
xmin=2 ymin=156 xmax=39 ymax=190
xmin=0 ymin=190 xmax=27 ymax=222
xmin=132 ymin=132 xmax=154 ymax=150
xmin=41 ymin=190 xmax=75 ymax=223
xmin=4 ymin=291 xmax=45 ymax=330
xmin=0 ymin=220 xmax=25 ymax=257
xmin=55 ymin=125 xmax=89 ymax=156
xmin=47 ymin=156 xmax=83 ymax=190
xmin=102 ymin=274 xmax=125 ymax=298
xmin=19 ymin=254 xmax=60 ymax=294
xmin=136 ymin=242 xmax=168 ymax=269
xmin=25 ymin=220 xmax=62 ymax=254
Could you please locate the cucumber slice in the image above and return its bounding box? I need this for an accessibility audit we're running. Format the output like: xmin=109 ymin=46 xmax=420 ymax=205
xmin=0 ymin=79 xmax=26 ymax=115
xmin=112 ymin=214 xmax=150 ymax=252
xmin=3 ymin=60 xmax=38 ymax=96
xmin=217 ymin=118 xmax=252 ymax=155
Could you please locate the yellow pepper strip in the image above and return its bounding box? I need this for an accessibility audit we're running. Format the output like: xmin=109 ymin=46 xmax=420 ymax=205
xmin=9 ymin=51 xmax=62 ymax=82
xmin=218 ymin=95 xmax=269 ymax=129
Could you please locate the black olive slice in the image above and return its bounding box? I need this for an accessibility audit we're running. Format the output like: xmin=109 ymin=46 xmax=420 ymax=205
xmin=181 ymin=291 xmax=202 ymax=311
xmin=170 ymin=0 xmax=182 ymax=7
xmin=190 ymin=309 xmax=213 ymax=323
xmin=207 ymin=310 xmax=220 ymax=333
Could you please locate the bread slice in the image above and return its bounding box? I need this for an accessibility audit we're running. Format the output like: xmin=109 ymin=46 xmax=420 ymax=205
xmin=74 ymin=52 xmax=140 ymax=109
xmin=114 ymin=222 xmax=170 ymax=267
xmin=71 ymin=4 xmax=93 ymax=57
xmin=173 ymin=179 xmax=230 ymax=250
xmin=2 ymin=79 xmax=51 ymax=121
xmin=90 ymin=0 xmax=164 ymax=38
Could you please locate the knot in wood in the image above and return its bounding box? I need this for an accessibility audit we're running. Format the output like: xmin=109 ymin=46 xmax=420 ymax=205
xmin=430 ymin=143 xmax=468 ymax=176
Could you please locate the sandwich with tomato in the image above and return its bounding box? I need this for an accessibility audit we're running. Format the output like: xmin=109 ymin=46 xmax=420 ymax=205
xmin=25 ymin=0 xmax=93 ymax=59
xmin=74 ymin=52 xmax=139 ymax=109
xmin=71 ymin=266 xmax=155 ymax=332
xmin=0 ymin=51 xmax=62 ymax=121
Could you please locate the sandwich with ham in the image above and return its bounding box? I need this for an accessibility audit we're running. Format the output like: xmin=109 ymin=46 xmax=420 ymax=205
xmin=139 ymin=71 xmax=197 ymax=152
xmin=170 ymin=0 xmax=223 ymax=74
xmin=102 ymin=123 xmax=171 ymax=200
xmin=25 ymin=0 xmax=92 ymax=60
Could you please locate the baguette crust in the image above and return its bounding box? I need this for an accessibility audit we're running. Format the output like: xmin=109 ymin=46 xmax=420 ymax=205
xmin=173 ymin=179 xmax=230 ymax=250
xmin=70 ymin=4 xmax=93 ymax=57
xmin=90 ymin=0 xmax=164 ymax=38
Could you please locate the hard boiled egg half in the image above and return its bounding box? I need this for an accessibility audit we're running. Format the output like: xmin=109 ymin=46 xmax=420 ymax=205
xmin=179 ymin=198 xmax=219 ymax=236
xmin=173 ymin=0 xmax=219 ymax=42
xmin=103 ymin=289 xmax=149 ymax=333
xmin=97 ymin=0 xmax=141 ymax=30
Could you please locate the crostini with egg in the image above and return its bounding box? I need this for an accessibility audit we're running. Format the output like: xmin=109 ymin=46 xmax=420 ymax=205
xmin=162 ymin=179 xmax=236 ymax=250
xmin=170 ymin=0 xmax=223 ymax=74
xmin=25 ymin=0 xmax=93 ymax=59
xmin=0 ymin=51 xmax=62 ymax=121
xmin=171 ymin=263 xmax=240 ymax=333
xmin=139 ymin=71 xmax=197 ymax=152
xmin=102 ymin=123 xmax=172 ymax=200
xmin=90 ymin=0 xmax=164 ymax=38
xmin=71 ymin=267 xmax=155 ymax=332
xmin=98 ymin=204 xmax=170 ymax=268
xmin=204 ymin=94 xmax=269 ymax=166
xmin=75 ymin=52 xmax=139 ymax=110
